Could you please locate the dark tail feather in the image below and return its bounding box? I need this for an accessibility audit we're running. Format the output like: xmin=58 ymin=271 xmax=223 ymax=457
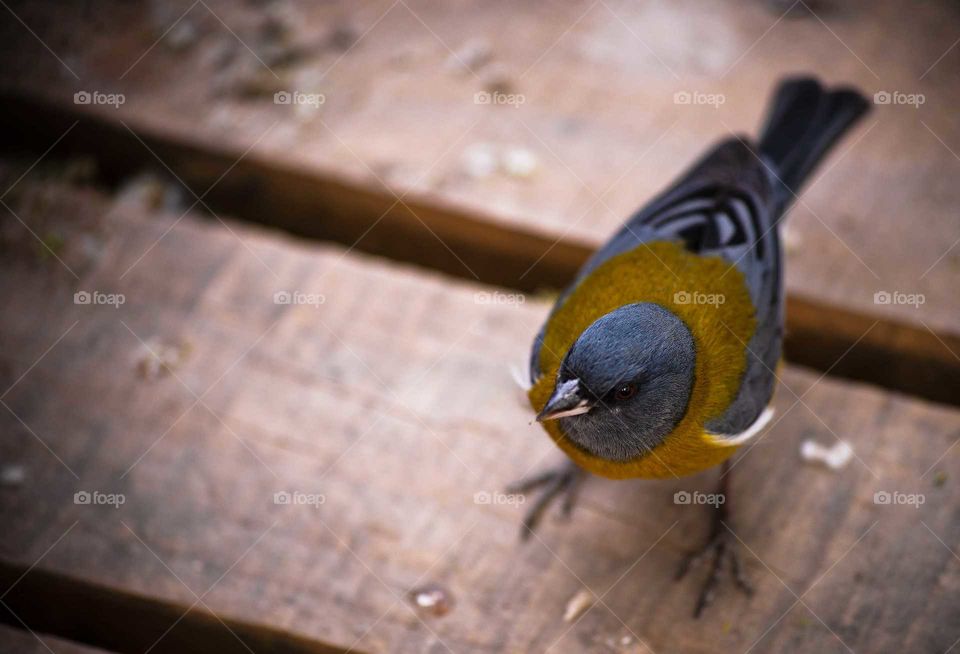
xmin=758 ymin=76 xmax=869 ymax=210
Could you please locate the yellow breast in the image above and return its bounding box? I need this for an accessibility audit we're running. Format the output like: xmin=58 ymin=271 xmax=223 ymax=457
xmin=528 ymin=241 xmax=757 ymax=479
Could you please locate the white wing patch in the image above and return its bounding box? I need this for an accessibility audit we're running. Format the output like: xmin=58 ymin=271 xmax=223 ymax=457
xmin=510 ymin=363 xmax=532 ymax=392
xmin=712 ymin=406 xmax=775 ymax=446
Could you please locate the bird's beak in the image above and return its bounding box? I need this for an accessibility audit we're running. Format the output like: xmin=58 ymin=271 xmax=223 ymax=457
xmin=537 ymin=378 xmax=594 ymax=421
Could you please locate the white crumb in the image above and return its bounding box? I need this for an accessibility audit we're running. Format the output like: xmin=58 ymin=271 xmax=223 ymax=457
xmin=800 ymin=439 xmax=853 ymax=470
xmin=782 ymin=223 xmax=802 ymax=254
xmin=563 ymin=589 xmax=595 ymax=622
xmin=462 ymin=143 xmax=499 ymax=179
xmin=502 ymin=148 xmax=538 ymax=178
xmin=462 ymin=143 xmax=538 ymax=179
xmin=136 ymin=339 xmax=192 ymax=380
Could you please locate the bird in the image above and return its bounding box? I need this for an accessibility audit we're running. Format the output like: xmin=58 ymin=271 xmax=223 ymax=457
xmin=509 ymin=76 xmax=869 ymax=616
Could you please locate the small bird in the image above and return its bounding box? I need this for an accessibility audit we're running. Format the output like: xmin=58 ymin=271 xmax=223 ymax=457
xmin=511 ymin=76 xmax=869 ymax=615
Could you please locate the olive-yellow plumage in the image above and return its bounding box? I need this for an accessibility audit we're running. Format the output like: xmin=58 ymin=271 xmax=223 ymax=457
xmin=525 ymin=78 xmax=869 ymax=484
xmin=528 ymin=241 xmax=756 ymax=479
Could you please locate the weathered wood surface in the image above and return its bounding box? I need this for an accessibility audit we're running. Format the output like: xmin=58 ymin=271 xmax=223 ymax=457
xmin=6 ymin=97 xmax=960 ymax=409
xmin=2 ymin=172 xmax=959 ymax=653
xmin=0 ymin=625 xmax=114 ymax=654
xmin=0 ymin=560 xmax=348 ymax=654
xmin=0 ymin=0 xmax=957 ymax=338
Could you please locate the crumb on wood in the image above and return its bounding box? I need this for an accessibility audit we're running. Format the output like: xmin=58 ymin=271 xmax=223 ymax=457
xmin=782 ymin=223 xmax=802 ymax=254
xmin=503 ymin=147 xmax=538 ymax=178
xmin=136 ymin=339 xmax=192 ymax=379
xmin=461 ymin=143 xmax=538 ymax=180
xmin=407 ymin=583 xmax=455 ymax=617
xmin=563 ymin=588 xmax=595 ymax=622
xmin=462 ymin=143 xmax=499 ymax=179
xmin=0 ymin=465 xmax=26 ymax=487
xmin=114 ymin=172 xmax=186 ymax=213
xmin=800 ymin=438 xmax=853 ymax=470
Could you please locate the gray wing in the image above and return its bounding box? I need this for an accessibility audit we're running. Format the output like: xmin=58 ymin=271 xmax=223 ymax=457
xmin=529 ymin=138 xmax=784 ymax=436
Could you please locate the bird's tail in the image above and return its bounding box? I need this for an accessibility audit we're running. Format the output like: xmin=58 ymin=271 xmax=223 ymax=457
xmin=758 ymin=76 xmax=869 ymax=210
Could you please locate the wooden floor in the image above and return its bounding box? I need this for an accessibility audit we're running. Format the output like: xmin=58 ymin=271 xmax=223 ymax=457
xmin=1 ymin=1 xmax=959 ymax=653
xmin=3 ymin=0 xmax=960 ymax=333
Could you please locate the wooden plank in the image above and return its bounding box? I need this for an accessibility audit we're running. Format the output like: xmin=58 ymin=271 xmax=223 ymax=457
xmin=4 ymin=96 xmax=960 ymax=409
xmin=2 ymin=0 xmax=959 ymax=406
xmin=0 ymin=0 xmax=957 ymax=338
xmin=0 ymin=625 xmax=115 ymax=654
xmin=2 ymin=168 xmax=959 ymax=653
xmin=0 ymin=563 xmax=350 ymax=654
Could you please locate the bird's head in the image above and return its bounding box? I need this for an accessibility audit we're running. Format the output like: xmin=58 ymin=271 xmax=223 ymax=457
xmin=537 ymin=302 xmax=696 ymax=461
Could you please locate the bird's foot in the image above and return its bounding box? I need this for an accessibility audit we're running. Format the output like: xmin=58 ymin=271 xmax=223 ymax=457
xmin=675 ymin=515 xmax=753 ymax=618
xmin=506 ymin=461 xmax=585 ymax=541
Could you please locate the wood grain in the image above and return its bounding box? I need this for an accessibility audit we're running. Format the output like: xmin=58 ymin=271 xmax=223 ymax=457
xmin=3 ymin=89 xmax=959 ymax=406
xmin=0 ymin=0 xmax=957 ymax=335
xmin=1 ymin=172 xmax=959 ymax=653
xmin=0 ymin=562 xmax=351 ymax=654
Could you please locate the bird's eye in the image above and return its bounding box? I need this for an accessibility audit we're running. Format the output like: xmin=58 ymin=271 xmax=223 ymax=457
xmin=614 ymin=383 xmax=637 ymax=401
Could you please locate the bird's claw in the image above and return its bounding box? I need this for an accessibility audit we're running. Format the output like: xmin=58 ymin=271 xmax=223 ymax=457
xmin=506 ymin=461 xmax=585 ymax=541
xmin=676 ymin=521 xmax=753 ymax=618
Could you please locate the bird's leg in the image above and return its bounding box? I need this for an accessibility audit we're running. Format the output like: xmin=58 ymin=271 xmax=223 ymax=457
xmin=675 ymin=459 xmax=754 ymax=617
xmin=506 ymin=460 xmax=586 ymax=541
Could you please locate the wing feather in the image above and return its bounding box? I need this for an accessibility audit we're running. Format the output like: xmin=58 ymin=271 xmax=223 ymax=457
xmin=529 ymin=138 xmax=784 ymax=436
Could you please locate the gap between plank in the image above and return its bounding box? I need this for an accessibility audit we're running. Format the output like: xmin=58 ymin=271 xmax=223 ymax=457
xmin=2 ymin=91 xmax=958 ymax=407
xmin=0 ymin=559 xmax=361 ymax=654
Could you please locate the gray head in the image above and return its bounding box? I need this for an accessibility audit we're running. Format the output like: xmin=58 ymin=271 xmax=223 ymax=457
xmin=538 ymin=303 xmax=696 ymax=461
